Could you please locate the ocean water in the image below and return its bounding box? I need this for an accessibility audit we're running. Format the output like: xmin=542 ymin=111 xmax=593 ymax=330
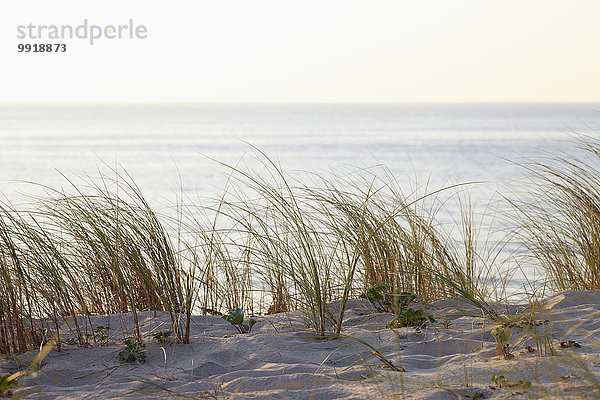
xmin=1 ymin=102 xmax=599 ymax=229
xmin=1 ymin=103 xmax=600 ymax=289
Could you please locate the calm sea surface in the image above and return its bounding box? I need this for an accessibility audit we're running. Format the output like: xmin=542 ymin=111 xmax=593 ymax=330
xmin=1 ymin=103 xmax=599 ymax=246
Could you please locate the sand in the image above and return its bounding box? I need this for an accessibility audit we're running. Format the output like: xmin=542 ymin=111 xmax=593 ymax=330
xmin=2 ymin=291 xmax=599 ymax=399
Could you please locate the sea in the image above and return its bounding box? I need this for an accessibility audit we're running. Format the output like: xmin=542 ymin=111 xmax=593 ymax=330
xmin=1 ymin=103 xmax=599 ymax=286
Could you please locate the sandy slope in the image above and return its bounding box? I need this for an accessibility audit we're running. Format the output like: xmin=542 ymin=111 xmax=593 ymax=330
xmin=2 ymin=291 xmax=599 ymax=399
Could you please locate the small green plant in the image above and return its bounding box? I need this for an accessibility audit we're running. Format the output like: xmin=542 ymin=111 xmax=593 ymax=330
xmin=222 ymin=309 xmax=259 ymax=334
xmin=395 ymin=292 xmax=418 ymax=311
xmin=118 ymin=338 xmax=147 ymax=363
xmin=490 ymin=374 xmax=531 ymax=390
xmin=152 ymin=331 xmax=172 ymax=344
xmin=361 ymin=282 xmax=392 ymax=312
xmin=491 ymin=374 xmax=507 ymax=387
xmin=491 ymin=326 xmax=513 ymax=359
xmin=439 ymin=318 xmax=452 ymax=329
xmin=360 ymin=283 xmax=417 ymax=314
xmin=94 ymin=326 xmax=110 ymax=346
xmin=362 ymin=284 xmax=435 ymax=330
xmin=0 ymin=373 xmax=17 ymax=397
xmin=388 ymin=308 xmax=436 ymax=329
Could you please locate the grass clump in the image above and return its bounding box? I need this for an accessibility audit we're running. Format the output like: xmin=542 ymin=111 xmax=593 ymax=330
xmin=0 ymin=169 xmax=200 ymax=353
xmin=205 ymin=151 xmax=503 ymax=336
xmin=514 ymin=135 xmax=600 ymax=291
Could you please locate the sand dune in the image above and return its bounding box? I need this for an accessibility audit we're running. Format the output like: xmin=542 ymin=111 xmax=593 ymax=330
xmin=3 ymin=292 xmax=599 ymax=399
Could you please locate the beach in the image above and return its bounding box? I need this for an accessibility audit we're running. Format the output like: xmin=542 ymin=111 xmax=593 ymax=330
xmin=4 ymin=1 xmax=600 ymax=398
xmin=2 ymin=291 xmax=598 ymax=399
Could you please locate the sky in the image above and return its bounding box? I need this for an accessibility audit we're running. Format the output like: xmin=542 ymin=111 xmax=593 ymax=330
xmin=1 ymin=0 xmax=599 ymax=103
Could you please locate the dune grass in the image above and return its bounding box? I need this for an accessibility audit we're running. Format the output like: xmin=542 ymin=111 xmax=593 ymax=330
xmin=0 ymin=155 xmax=507 ymax=355
xmin=512 ymin=134 xmax=600 ymax=292
xmin=190 ymin=151 xmax=508 ymax=334
xmin=2 ymin=135 xmax=600 ymax=358
xmin=2 ymin=136 xmax=600 ymax=400
xmin=0 ymin=171 xmax=199 ymax=353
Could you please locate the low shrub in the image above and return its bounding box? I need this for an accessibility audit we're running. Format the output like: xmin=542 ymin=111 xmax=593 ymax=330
xmin=118 ymin=338 xmax=147 ymax=363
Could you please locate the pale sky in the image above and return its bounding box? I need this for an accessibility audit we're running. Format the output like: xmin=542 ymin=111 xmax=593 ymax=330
xmin=2 ymin=0 xmax=599 ymax=103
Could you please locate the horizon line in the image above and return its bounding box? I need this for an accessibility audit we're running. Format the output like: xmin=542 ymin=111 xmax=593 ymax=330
xmin=1 ymin=101 xmax=600 ymax=106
